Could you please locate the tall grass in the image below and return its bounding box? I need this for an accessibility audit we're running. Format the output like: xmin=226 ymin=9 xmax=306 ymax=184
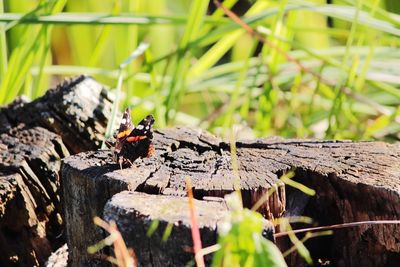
xmin=1 ymin=0 xmax=399 ymax=141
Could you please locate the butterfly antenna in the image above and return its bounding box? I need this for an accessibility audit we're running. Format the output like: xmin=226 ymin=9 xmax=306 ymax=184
xmin=127 ymin=159 xmax=134 ymax=168
xmin=119 ymin=158 xmax=123 ymax=170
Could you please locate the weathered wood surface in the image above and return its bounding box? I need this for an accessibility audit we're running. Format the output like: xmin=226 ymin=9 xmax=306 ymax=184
xmin=63 ymin=127 xmax=400 ymax=267
xmin=45 ymin=244 xmax=68 ymax=267
xmin=104 ymin=192 xmax=229 ymax=266
xmin=0 ymin=76 xmax=113 ymax=266
xmin=0 ymin=75 xmax=114 ymax=153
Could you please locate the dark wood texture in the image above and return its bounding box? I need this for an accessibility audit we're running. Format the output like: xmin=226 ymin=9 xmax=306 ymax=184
xmin=104 ymin=191 xmax=229 ymax=266
xmin=0 ymin=76 xmax=113 ymax=266
xmin=0 ymin=75 xmax=114 ymax=153
xmin=62 ymin=127 xmax=400 ymax=267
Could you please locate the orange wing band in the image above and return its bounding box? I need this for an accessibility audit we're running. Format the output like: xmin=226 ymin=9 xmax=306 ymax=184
xmin=127 ymin=136 xmax=147 ymax=142
xmin=117 ymin=129 xmax=132 ymax=139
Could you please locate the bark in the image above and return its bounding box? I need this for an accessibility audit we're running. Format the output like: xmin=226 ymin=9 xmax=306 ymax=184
xmin=0 ymin=76 xmax=113 ymax=266
xmin=62 ymin=127 xmax=400 ymax=267
xmin=0 ymin=75 xmax=114 ymax=153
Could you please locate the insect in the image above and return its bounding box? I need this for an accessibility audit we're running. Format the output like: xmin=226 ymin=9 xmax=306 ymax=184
xmin=108 ymin=108 xmax=155 ymax=168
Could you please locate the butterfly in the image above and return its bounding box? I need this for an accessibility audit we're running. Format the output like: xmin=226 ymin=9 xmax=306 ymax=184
xmin=107 ymin=108 xmax=155 ymax=168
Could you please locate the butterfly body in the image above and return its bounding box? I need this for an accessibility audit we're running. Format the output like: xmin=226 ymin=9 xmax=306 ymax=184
xmin=108 ymin=108 xmax=155 ymax=168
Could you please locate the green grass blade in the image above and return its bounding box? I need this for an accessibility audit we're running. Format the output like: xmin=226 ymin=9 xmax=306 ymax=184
xmin=0 ymin=12 xmax=228 ymax=26
xmin=0 ymin=0 xmax=7 ymax=83
xmin=88 ymin=0 xmax=121 ymax=67
xmin=32 ymin=24 xmax=52 ymax=99
xmin=164 ymin=0 xmax=209 ymax=123
xmin=0 ymin=0 xmax=66 ymax=104
xmin=189 ymin=1 xmax=269 ymax=78
xmin=103 ymin=42 xmax=149 ymax=145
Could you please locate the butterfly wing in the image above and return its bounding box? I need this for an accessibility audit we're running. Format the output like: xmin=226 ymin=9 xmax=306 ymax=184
xmin=116 ymin=108 xmax=134 ymax=139
xmin=105 ymin=108 xmax=133 ymax=151
xmin=117 ymin=114 xmax=155 ymax=166
xmin=126 ymin=115 xmax=154 ymax=141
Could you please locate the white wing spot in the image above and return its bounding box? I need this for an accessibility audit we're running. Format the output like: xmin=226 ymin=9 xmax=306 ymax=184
xmin=145 ymin=125 xmax=150 ymax=130
xmin=121 ymin=118 xmax=126 ymax=124
xmin=136 ymin=124 xmax=144 ymax=130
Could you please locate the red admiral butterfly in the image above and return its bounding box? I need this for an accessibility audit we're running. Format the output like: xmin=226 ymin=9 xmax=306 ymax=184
xmin=108 ymin=108 xmax=155 ymax=168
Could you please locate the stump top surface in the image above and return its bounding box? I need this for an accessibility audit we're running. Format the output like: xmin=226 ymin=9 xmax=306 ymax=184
xmin=62 ymin=120 xmax=400 ymax=267
xmin=64 ymin=127 xmax=400 ymax=196
xmin=105 ymin=191 xmax=228 ymax=228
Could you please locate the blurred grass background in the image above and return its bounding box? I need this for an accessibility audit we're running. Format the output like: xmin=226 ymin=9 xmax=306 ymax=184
xmin=1 ymin=0 xmax=400 ymax=141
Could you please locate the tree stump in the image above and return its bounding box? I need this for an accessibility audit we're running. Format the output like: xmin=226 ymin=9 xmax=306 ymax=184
xmin=104 ymin=191 xmax=230 ymax=266
xmin=0 ymin=76 xmax=113 ymax=266
xmin=62 ymin=127 xmax=400 ymax=267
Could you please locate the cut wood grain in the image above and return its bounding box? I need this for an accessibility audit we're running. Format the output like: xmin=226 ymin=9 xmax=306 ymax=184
xmin=62 ymin=127 xmax=400 ymax=267
xmin=103 ymin=191 xmax=228 ymax=266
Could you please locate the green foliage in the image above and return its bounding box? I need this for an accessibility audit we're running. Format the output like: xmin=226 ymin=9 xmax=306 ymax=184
xmin=0 ymin=0 xmax=66 ymax=103
xmin=0 ymin=0 xmax=399 ymax=141
xmin=212 ymin=192 xmax=287 ymax=267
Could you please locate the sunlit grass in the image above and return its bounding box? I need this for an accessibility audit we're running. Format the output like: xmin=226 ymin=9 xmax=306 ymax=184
xmin=0 ymin=0 xmax=399 ymax=141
